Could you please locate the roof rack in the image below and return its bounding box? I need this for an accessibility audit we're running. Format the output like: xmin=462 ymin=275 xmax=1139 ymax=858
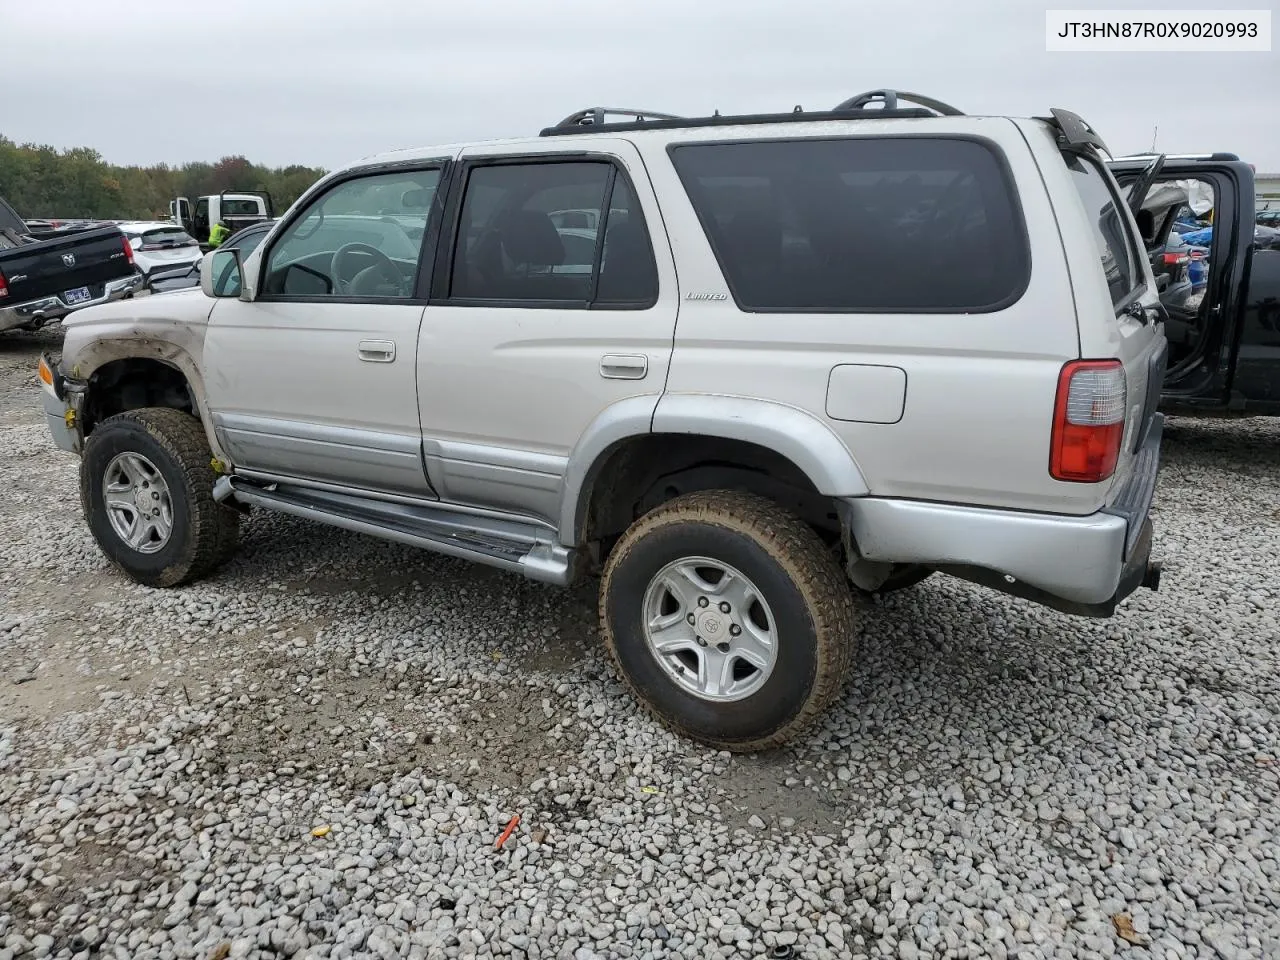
xmin=831 ymin=89 xmax=965 ymax=116
xmin=548 ymin=107 xmax=688 ymax=131
xmin=1111 ymin=151 xmax=1241 ymax=162
xmin=537 ymin=89 xmax=965 ymax=138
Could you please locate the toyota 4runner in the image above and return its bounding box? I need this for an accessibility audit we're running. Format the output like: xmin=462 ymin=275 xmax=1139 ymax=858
xmin=38 ymin=90 xmax=1167 ymax=750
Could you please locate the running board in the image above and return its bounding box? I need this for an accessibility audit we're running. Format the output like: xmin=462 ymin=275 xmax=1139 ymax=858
xmin=212 ymin=475 xmax=573 ymax=585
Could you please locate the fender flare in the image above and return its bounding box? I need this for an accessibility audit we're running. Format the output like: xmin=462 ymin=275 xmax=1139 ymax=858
xmin=69 ymin=339 xmax=227 ymax=463
xmin=559 ymin=393 xmax=869 ymax=545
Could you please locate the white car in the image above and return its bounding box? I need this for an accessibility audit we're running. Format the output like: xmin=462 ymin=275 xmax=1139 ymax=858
xmin=116 ymin=221 xmax=202 ymax=282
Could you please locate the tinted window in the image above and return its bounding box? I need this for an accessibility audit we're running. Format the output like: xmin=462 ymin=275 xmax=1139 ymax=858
xmin=139 ymin=228 xmax=197 ymax=248
xmin=670 ymin=137 xmax=1029 ymax=312
xmin=449 ymin=161 xmax=657 ymax=306
xmin=228 ymin=226 xmax=269 ymax=258
xmin=1066 ymin=155 xmax=1138 ymax=307
xmin=0 ymin=196 xmax=25 ymax=234
xmin=222 ymin=198 xmax=263 ymax=217
xmin=263 ymin=169 xmax=438 ymax=299
xmin=596 ymin=180 xmax=659 ymax=305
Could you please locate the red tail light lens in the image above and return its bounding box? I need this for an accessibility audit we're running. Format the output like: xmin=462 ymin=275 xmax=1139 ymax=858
xmin=0 ymin=269 xmax=8 ymax=298
xmin=1161 ymin=252 xmax=1189 ymax=266
xmin=122 ymin=234 xmax=136 ymax=266
xmin=1050 ymin=360 xmax=1127 ymax=483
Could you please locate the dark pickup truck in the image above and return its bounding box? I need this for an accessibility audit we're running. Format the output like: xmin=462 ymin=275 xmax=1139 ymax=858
xmin=0 ymin=195 xmax=143 ymax=334
xmin=1110 ymin=154 xmax=1280 ymax=417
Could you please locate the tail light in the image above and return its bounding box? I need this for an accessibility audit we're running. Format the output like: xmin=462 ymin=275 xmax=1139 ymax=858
xmin=0 ymin=269 xmax=7 ymax=298
xmin=1161 ymin=252 xmax=1189 ymax=266
xmin=122 ymin=235 xmax=136 ymax=266
xmin=1050 ymin=360 xmax=1127 ymax=483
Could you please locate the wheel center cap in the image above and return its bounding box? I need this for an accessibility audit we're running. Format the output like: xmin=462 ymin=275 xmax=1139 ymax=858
xmin=696 ymin=609 xmax=728 ymax=641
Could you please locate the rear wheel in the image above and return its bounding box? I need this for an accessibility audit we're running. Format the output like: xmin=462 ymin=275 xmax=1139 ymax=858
xmin=600 ymin=491 xmax=856 ymax=751
xmin=80 ymin=408 xmax=240 ymax=587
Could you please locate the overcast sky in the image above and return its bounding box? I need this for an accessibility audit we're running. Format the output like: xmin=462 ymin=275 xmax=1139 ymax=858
xmin=3 ymin=0 xmax=1276 ymax=172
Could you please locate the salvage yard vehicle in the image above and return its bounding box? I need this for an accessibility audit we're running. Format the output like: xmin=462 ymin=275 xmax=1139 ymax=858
xmin=41 ymin=90 xmax=1170 ymax=750
xmin=116 ymin=221 xmax=203 ymax=285
xmin=1111 ymin=153 xmax=1280 ymax=417
xmin=0 ymin=194 xmax=142 ymax=333
xmin=169 ymin=191 xmax=273 ymax=250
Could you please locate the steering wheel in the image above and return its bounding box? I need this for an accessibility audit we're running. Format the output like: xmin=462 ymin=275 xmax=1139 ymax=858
xmin=329 ymin=242 xmax=404 ymax=296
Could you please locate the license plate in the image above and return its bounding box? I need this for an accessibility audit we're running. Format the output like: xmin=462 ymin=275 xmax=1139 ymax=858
xmin=63 ymin=286 xmax=92 ymax=305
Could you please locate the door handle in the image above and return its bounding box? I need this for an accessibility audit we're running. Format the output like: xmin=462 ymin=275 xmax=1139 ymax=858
xmin=358 ymin=340 xmax=396 ymax=363
xmin=600 ymin=354 xmax=648 ymax=380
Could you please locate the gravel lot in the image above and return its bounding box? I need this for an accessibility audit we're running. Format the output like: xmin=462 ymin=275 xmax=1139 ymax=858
xmin=2 ymin=325 xmax=1278 ymax=960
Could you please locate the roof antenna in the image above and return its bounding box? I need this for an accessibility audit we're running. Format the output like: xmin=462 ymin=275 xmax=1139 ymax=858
xmin=713 ymin=108 xmax=721 ymax=117
xmin=1149 ymin=124 xmax=1158 ymax=153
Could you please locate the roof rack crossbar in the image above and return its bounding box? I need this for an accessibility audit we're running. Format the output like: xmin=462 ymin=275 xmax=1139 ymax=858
xmin=551 ymin=107 xmax=687 ymax=131
xmin=833 ymin=89 xmax=966 ymax=116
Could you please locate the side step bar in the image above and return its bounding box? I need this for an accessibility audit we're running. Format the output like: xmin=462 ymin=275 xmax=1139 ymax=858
xmin=212 ymin=475 xmax=573 ymax=585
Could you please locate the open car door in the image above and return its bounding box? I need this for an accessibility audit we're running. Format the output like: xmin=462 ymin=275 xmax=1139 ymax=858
xmin=1109 ymin=156 xmax=1265 ymax=414
xmin=170 ymin=197 xmax=193 ymax=235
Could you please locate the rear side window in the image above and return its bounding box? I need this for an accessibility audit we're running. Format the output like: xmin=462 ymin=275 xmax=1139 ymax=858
xmin=1065 ymin=155 xmax=1139 ymax=307
xmin=447 ymin=160 xmax=658 ymax=307
xmin=669 ymin=136 xmax=1029 ymax=313
xmin=222 ymin=198 xmax=263 ymax=217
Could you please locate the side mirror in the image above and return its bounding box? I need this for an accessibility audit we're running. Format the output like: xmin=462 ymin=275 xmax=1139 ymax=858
xmin=200 ymin=249 xmax=243 ymax=298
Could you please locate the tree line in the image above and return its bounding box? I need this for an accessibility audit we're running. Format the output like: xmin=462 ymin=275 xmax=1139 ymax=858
xmin=0 ymin=135 xmax=327 ymax=221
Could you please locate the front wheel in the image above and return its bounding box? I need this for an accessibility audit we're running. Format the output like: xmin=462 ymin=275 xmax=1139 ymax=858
xmin=80 ymin=408 xmax=240 ymax=588
xmin=600 ymin=491 xmax=856 ymax=751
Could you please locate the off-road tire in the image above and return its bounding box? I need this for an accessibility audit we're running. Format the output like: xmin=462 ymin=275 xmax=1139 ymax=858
xmin=600 ymin=490 xmax=857 ymax=751
xmin=80 ymin=407 xmax=240 ymax=588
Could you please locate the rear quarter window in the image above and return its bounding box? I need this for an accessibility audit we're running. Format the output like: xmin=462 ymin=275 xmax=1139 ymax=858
xmin=668 ymin=136 xmax=1030 ymax=313
xmin=1065 ymin=154 xmax=1142 ymax=308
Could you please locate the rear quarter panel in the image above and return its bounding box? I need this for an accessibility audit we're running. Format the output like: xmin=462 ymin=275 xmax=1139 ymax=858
xmin=1017 ymin=120 xmax=1166 ymax=505
xmin=641 ymin=117 xmax=1098 ymax=515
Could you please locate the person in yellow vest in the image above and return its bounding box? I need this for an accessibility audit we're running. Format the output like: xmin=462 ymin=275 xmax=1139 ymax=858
xmin=208 ymin=220 xmax=231 ymax=248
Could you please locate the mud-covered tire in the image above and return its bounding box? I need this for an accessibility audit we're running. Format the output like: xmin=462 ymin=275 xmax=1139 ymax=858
xmin=599 ymin=491 xmax=857 ymax=751
xmin=80 ymin=407 xmax=239 ymax=588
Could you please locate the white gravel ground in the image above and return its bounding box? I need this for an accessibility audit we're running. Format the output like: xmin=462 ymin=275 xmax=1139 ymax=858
xmin=2 ymin=326 xmax=1279 ymax=960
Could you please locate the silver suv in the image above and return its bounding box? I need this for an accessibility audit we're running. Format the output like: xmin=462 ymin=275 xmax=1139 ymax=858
xmin=39 ymin=91 xmax=1167 ymax=750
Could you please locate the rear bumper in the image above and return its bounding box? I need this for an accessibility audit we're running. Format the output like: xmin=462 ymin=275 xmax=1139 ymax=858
xmin=842 ymin=416 xmax=1165 ymax=617
xmin=0 ymin=272 xmax=143 ymax=332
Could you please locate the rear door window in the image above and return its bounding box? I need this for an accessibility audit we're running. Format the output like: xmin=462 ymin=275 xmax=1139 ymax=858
xmin=668 ymin=136 xmax=1030 ymax=313
xmin=1065 ymin=155 xmax=1142 ymax=308
xmin=446 ymin=160 xmax=658 ymax=307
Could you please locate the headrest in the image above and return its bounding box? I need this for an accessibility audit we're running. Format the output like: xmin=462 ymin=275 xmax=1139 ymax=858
xmin=499 ymin=210 xmax=564 ymax=267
